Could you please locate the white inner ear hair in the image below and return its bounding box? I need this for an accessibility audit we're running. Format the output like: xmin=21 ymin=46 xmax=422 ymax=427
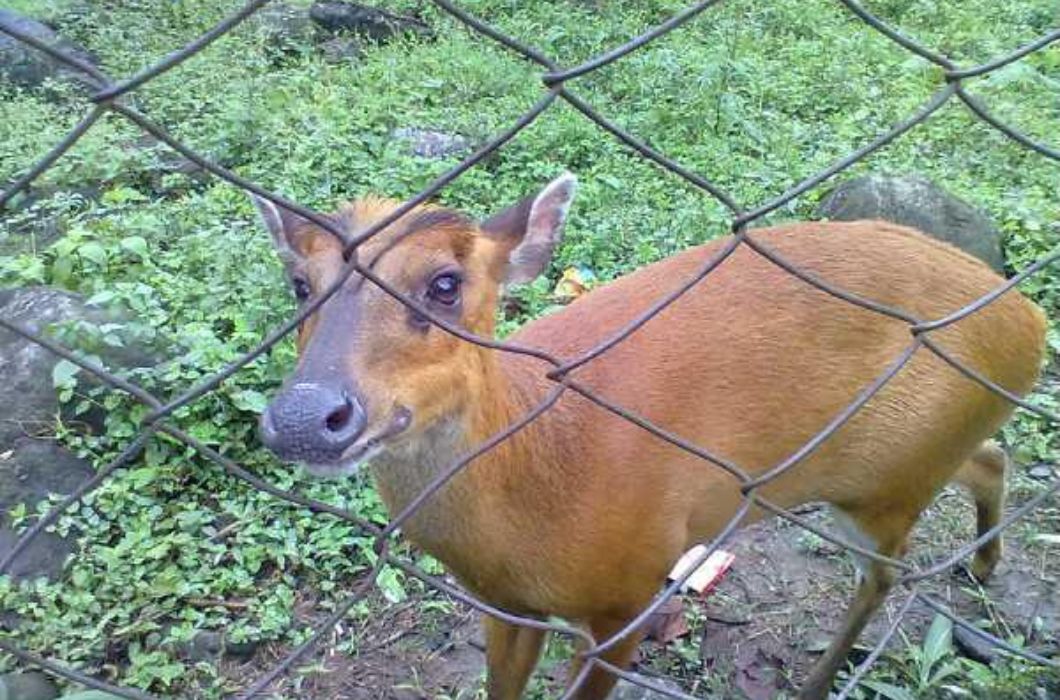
xmin=528 ymin=172 xmax=577 ymax=241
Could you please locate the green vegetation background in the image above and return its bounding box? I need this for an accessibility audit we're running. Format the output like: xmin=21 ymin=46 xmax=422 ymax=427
xmin=0 ymin=0 xmax=1057 ymax=696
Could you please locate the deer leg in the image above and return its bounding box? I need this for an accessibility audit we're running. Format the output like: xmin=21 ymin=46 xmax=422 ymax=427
xmin=566 ymin=615 xmax=646 ymax=700
xmin=952 ymin=440 xmax=1008 ymax=582
xmin=798 ymin=510 xmax=912 ymax=700
xmin=483 ymin=614 xmax=548 ymax=700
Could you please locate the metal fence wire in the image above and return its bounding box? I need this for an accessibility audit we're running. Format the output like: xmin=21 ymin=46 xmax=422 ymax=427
xmin=1 ymin=1 xmax=1059 ymax=698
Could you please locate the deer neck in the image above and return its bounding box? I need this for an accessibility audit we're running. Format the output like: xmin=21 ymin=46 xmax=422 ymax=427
xmin=369 ymin=346 xmax=551 ymax=563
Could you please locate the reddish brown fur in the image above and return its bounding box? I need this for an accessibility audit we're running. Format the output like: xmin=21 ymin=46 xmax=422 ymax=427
xmin=279 ymin=202 xmax=1046 ymax=699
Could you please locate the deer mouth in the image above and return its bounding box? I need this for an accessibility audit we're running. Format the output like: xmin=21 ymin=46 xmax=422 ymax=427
xmin=302 ymin=406 xmax=411 ymax=478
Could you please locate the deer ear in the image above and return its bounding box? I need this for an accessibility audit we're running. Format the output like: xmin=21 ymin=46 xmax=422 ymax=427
xmin=482 ymin=172 xmax=577 ymax=287
xmin=249 ymin=193 xmax=312 ymax=263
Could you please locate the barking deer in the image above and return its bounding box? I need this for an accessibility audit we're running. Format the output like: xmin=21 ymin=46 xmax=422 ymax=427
xmin=252 ymin=172 xmax=1045 ymax=699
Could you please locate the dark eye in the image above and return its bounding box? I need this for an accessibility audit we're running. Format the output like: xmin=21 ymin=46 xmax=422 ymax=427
xmin=428 ymin=272 xmax=461 ymax=306
xmin=292 ymin=276 xmax=311 ymax=302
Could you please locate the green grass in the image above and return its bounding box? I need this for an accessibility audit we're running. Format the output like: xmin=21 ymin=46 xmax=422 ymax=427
xmin=0 ymin=0 xmax=1058 ymax=696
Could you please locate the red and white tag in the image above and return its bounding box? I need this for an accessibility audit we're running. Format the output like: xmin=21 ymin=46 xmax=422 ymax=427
xmin=667 ymin=546 xmax=734 ymax=596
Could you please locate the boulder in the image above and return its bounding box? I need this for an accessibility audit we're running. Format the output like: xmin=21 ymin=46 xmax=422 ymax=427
xmin=0 ymin=672 xmax=60 ymax=700
xmin=391 ymin=127 xmax=472 ymax=159
xmin=309 ymin=2 xmax=432 ymax=42
xmin=0 ymin=9 xmax=99 ymax=90
xmin=252 ymin=2 xmax=318 ymax=55
xmin=1028 ymin=463 xmax=1055 ymax=480
xmin=167 ymin=630 xmax=260 ymax=662
xmin=0 ymin=286 xmax=155 ymax=446
xmin=319 ymin=36 xmax=361 ymax=64
xmin=0 ymin=286 xmax=157 ymax=582
xmin=0 ymin=439 xmax=94 ymax=581
xmin=0 ymin=187 xmax=101 ymax=257
xmin=250 ymin=4 xmax=370 ymax=64
xmin=1 ymin=206 xmax=67 ymax=258
xmin=815 ymin=174 xmax=1006 ymax=274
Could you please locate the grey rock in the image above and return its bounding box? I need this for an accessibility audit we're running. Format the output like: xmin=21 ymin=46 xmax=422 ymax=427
xmin=176 ymin=631 xmax=260 ymax=662
xmin=815 ymin=174 xmax=1006 ymax=274
xmin=222 ymin=637 xmax=260 ymax=660
xmin=0 ymin=203 xmax=69 ymax=258
xmin=251 ymin=4 xmax=368 ymax=65
xmin=0 ymin=9 xmax=99 ymax=90
xmin=1027 ymin=463 xmax=1056 ymax=480
xmin=1 ymin=187 xmax=100 ymax=258
xmin=0 ymin=279 xmax=157 ymax=585
xmin=57 ymin=693 xmax=124 ymax=700
xmin=177 ymin=631 xmax=224 ymax=661
xmin=0 ymin=439 xmax=94 ymax=581
xmin=0 ymin=286 xmax=155 ymax=446
xmin=391 ymin=127 xmax=472 ymax=159
xmin=0 ymin=672 xmax=59 ymax=700
xmin=319 ymin=36 xmax=362 ymax=63
xmin=252 ymin=2 xmax=318 ymax=53
xmin=0 ymin=439 xmax=93 ymax=526
xmin=309 ymin=2 xmax=432 ymax=42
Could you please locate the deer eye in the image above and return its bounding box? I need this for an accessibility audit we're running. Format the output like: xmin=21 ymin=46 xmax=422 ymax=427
xmin=428 ymin=272 xmax=461 ymax=306
xmin=292 ymin=276 xmax=311 ymax=302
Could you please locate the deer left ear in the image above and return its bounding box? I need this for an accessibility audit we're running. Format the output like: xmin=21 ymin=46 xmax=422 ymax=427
xmin=482 ymin=172 xmax=577 ymax=287
xmin=249 ymin=193 xmax=314 ymax=264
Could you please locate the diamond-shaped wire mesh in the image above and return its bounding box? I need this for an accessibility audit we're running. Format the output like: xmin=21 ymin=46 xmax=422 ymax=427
xmin=0 ymin=1 xmax=1058 ymax=698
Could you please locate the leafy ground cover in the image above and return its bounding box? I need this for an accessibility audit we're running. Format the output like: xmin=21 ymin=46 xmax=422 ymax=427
xmin=0 ymin=0 xmax=1057 ymax=697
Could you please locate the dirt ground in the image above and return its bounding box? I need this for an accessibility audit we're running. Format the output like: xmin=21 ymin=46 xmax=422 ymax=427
xmin=220 ymin=470 xmax=1059 ymax=699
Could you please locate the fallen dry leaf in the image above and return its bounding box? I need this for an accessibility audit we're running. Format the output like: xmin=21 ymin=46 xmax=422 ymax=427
xmin=644 ymin=595 xmax=689 ymax=644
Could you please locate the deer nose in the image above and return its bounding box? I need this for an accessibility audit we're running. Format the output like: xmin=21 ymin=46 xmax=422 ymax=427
xmin=260 ymin=382 xmax=368 ymax=464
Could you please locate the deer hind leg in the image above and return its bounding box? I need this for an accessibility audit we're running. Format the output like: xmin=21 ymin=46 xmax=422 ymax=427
xmin=566 ymin=615 xmax=646 ymax=700
xmin=483 ymin=614 xmax=548 ymax=700
xmin=952 ymin=440 xmax=1008 ymax=582
xmin=797 ymin=509 xmax=915 ymax=700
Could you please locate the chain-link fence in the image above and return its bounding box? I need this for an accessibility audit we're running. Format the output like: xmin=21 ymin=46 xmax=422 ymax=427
xmin=1 ymin=1 xmax=1058 ymax=698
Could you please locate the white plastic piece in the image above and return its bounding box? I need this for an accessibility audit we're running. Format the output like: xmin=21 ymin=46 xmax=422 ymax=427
xmin=667 ymin=546 xmax=735 ymax=595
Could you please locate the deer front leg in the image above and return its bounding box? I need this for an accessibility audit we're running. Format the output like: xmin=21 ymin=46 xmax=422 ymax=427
xmin=484 ymin=614 xmax=548 ymax=700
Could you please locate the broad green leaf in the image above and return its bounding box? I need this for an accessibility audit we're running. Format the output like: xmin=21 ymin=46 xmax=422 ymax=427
xmin=52 ymin=359 xmax=81 ymax=388
xmin=86 ymin=290 xmax=117 ymax=306
xmin=862 ymin=680 xmax=917 ymax=700
xmin=78 ymin=241 xmax=108 ymax=265
xmin=51 ymin=253 xmax=75 ymax=284
xmin=231 ymin=389 xmax=269 ymax=414
xmin=121 ymin=235 xmax=150 ymax=260
xmin=924 ymin=615 xmax=958 ymax=670
xmin=377 ymin=566 xmax=407 ymax=604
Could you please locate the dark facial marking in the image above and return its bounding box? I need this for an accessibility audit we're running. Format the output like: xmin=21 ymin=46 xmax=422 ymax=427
xmin=405 ymin=209 xmax=472 ymax=236
xmin=292 ymin=275 xmax=311 ymax=302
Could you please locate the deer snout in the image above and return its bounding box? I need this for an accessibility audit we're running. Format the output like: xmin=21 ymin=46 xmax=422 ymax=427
xmin=260 ymin=382 xmax=368 ymax=464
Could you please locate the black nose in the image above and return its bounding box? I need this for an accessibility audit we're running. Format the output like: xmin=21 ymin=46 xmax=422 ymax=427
xmin=260 ymin=382 xmax=368 ymax=463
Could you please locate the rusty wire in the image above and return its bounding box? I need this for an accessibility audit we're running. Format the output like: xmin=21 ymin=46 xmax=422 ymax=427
xmin=0 ymin=0 xmax=1058 ymax=698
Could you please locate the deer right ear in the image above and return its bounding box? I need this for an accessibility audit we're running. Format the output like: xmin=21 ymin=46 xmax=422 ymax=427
xmin=249 ymin=193 xmax=311 ymax=263
xmin=482 ymin=172 xmax=577 ymax=287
